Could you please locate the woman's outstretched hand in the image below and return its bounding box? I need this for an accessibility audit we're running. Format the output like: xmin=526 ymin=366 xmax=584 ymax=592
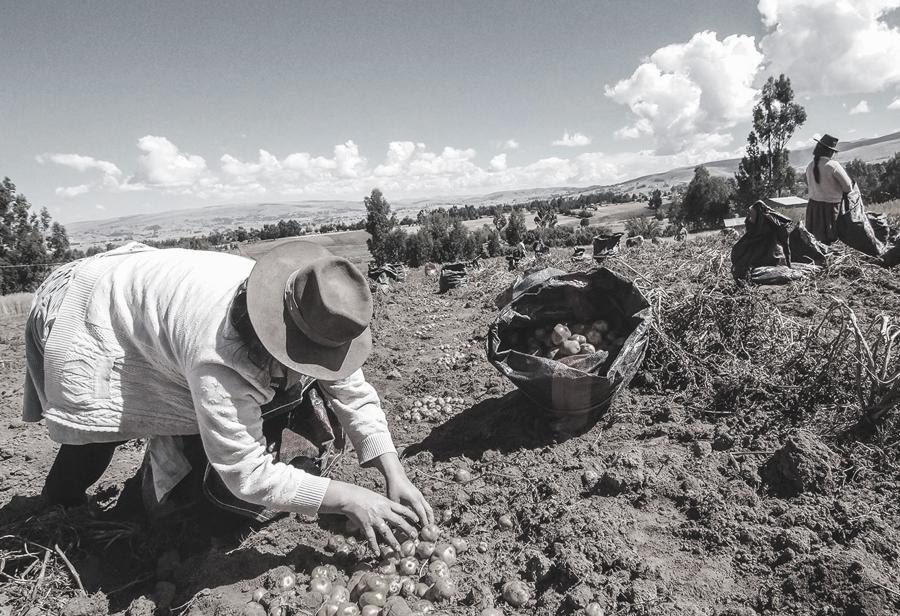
xmin=371 ymin=452 xmax=434 ymax=526
xmin=319 ymin=480 xmax=419 ymax=554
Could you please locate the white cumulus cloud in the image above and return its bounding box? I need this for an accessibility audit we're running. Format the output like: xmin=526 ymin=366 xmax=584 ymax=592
xmin=55 ymin=184 xmax=91 ymax=198
xmin=605 ymin=31 xmax=763 ymax=154
xmin=849 ymin=100 xmax=871 ymax=114
xmin=36 ymin=153 xmax=121 ymax=176
xmin=490 ymin=153 xmax=508 ymax=171
xmin=552 ymin=131 xmax=592 ymax=147
xmin=502 ymin=139 xmax=520 ymax=150
xmin=758 ymin=0 xmax=900 ymax=95
xmin=135 ymin=135 xmax=209 ymax=187
xmin=888 ymin=97 xmax=900 ymax=110
xmin=36 ymin=135 xmax=742 ymax=205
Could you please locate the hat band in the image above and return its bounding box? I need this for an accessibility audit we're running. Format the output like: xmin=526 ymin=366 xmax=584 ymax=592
xmin=284 ymin=272 xmax=349 ymax=349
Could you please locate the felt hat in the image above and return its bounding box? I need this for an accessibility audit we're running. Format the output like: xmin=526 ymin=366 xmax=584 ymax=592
xmin=814 ymin=134 xmax=840 ymax=152
xmin=244 ymin=239 xmax=373 ymax=380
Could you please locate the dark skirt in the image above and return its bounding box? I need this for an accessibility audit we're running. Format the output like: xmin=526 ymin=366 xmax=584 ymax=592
xmin=806 ymin=199 xmax=839 ymax=244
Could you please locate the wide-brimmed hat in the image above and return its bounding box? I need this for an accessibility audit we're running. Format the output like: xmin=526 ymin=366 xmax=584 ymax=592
xmin=814 ymin=134 xmax=839 ymax=152
xmin=245 ymin=239 xmax=373 ymax=380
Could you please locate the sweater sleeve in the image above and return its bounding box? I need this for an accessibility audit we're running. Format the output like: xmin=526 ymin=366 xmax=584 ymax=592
xmin=832 ymin=162 xmax=852 ymax=193
xmin=317 ymin=368 xmax=396 ymax=464
xmin=187 ymin=362 xmax=331 ymax=516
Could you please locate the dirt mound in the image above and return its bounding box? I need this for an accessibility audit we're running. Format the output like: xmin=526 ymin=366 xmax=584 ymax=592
xmin=61 ymin=593 xmax=108 ymax=616
xmin=760 ymin=431 xmax=840 ymax=496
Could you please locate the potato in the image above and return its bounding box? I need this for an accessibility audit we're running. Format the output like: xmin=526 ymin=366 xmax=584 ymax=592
xmin=550 ymin=324 xmax=571 ymax=345
xmin=242 ymin=603 xmax=267 ymax=616
xmin=568 ymin=334 xmax=587 ymax=344
xmin=398 ymin=557 xmax=418 ymax=576
xmin=427 ymin=578 xmax=457 ymax=602
xmin=415 ymin=542 xmax=435 ymax=559
xmin=586 ymin=330 xmax=603 ymax=346
xmin=585 ymin=603 xmax=605 ymax=616
xmin=431 ymin=543 xmax=457 ymax=567
xmin=360 ymin=591 xmax=387 ymax=608
xmin=502 ymin=580 xmax=530 ymax=607
xmin=592 ymin=320 xmax=609 ymax=333
xmin=420 ymin=524 xmax=440 ymax=542
xmin=399 ymin=540 xmax=416 ymax=558
xmin=338 ymin=603 xmax=361 ymax=616
xmin=579 ymin=343 xmax=596 ymax=354
xmin=448 ymin=537 xmax=468 ymax=554
xmin=558 ymin=340 xmax=581 ymax=357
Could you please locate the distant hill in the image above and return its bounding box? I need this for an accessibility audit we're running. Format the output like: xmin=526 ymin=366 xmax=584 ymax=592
xmin=607 ymin=130 xmax=900 ymax=195
xmin=67 ymin=131 xmax=900 ymax=245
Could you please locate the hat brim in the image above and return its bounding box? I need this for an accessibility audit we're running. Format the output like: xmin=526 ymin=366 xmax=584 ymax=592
xmin=813 ymin=138 xmax=839 ymax=152
xmin=245 ymin=239 xmax=373 ymax=381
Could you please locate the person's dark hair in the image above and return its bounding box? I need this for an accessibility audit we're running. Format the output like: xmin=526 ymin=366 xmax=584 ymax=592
xmin=228 ymin=280 xmax=273 ymax=369
xmin=812 ymin=142 xmax=833 ymax=184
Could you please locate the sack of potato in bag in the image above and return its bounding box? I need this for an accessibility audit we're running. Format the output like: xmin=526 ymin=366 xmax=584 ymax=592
xmin=837 ymin=183 xmax=884 ymax=258
xmin=592 ymin=233 xmax=624 ymax=262
xmin=487 ymin=267 xmax=651 ymax=435
xmin=439 ymin=262 xmax=468 ymax=292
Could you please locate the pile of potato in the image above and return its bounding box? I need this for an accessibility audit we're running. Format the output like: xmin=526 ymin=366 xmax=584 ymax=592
xmin=244 ymin=524 xmax=468 ymax=615
xmin=513 ymin=320 xmax=626 ymax=360
xmin=436 ymin=350 xmax=468 ymax=368
xmin=402 ymin=396 xmax=466 ymax=423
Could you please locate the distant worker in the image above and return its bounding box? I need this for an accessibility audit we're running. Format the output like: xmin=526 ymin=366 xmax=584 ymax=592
xmin=675 ymin=225 xmax=688 ymax=242
xmin=805 ymin=134 xmax=852 ymax=244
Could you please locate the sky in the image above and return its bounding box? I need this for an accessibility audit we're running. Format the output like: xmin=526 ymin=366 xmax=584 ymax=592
xmin=4 ymin=0 xmax=900 ymax=223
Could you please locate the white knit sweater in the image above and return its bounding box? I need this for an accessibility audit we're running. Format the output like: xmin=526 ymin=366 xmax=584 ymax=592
xmin=806 ymin=156 xmax=852 ymax=203
xmin=40 ymin=246 xmax=396 ymax=515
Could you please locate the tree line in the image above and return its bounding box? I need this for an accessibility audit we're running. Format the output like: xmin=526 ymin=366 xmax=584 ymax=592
xmin=0 ymin=178 xmax=73 ymax=293
xmin=365 ymin=189 xmax=609 ymax=267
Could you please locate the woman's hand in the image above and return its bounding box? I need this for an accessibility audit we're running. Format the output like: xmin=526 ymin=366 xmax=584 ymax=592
xmin=369 ymin=452 xmax=434 ymax=526
xmin=386 ymin=473 xmax=433 ymax=527
xmin=319 ymin=480 xmax=419 ymax=554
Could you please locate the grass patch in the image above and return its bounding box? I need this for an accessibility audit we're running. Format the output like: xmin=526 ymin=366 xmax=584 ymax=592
xmin=0 ymin=293 xmax=33 ymax=318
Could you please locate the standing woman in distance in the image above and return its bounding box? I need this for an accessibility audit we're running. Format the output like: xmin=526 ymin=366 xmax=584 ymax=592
xmin=805 ymin=134 xmax=852 ymax=244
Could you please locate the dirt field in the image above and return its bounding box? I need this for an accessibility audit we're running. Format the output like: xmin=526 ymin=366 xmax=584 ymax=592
xmin=2 ymin=237 xmax=899 ymax=616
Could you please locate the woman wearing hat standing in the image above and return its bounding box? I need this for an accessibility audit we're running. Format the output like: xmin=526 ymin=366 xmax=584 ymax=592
xmin=806 ymin=134 xmax=853 ymax=244
xmin=23 ymin=239 xmax=432 ymax=553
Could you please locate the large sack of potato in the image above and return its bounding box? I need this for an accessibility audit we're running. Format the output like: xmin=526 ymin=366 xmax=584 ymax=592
xmin=592 ymin=233 xmax=624 ymax=261
xmin=837 ymin=183 xmax=884 ymax=258
xmin=731 ymin=201 xmax=824 ymax=284
xmin=487 ymin=267 xmax=651 ymax=435
xmin=439 ymin=262 xmax=468 ymax=292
